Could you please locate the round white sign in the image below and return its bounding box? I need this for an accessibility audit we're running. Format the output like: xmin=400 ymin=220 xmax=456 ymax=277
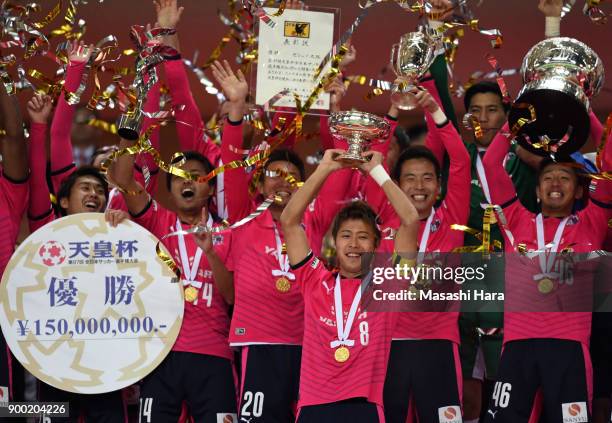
xmin=0 ymin=213 xmax=183 ymax=394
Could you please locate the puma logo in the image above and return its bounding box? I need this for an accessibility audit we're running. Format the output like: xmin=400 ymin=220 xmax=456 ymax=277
xmin=322 ymin=281 xmax=333 ymax=294
xmin=240 ymin=418 xmax=253 ymax=423
xmin=487 ymin=409 xmax=498 ymax=419
xmin=264 ymin=246 xmax=276 ymax=256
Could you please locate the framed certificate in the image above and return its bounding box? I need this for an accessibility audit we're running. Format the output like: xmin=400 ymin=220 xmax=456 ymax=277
xmin=253 ymin=6 xmax=339 ymax=115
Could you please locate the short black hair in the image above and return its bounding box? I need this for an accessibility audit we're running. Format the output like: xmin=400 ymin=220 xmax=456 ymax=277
xmin=57 ymin=166 xmax=109 ymax=216
xmin=331 ymin=201 xmax=381 ymax=248
xmin=392 ymin=146 xmax=441 ymax=182
xmin=263 ymin=149 xmax=305 ymax=181
xmin=405 ymin=123 xmax=428 ymax=145
xmin=464 ymin=81 xmax=510 ymax=113
xmin=536 ymin=158 xmax=580 ymax=184
xmin=166 ymin=151 xmax=216 ymax=191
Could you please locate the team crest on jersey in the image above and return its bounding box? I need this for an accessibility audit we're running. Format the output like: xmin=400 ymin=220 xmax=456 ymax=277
xmin=438 ymin=405 xmax=461 ymax=423
xmin=566 ymin=215 xmax=579 ymax=225
xmin=311 ymin=257 xmax=320 ymax=269
xmin=212 ymin=234 xmax=224 ymax=246
xmin=561 ymin=402 xmax=588 ymax=422
xmin=430 ymin=218 xmax=441 ymax=233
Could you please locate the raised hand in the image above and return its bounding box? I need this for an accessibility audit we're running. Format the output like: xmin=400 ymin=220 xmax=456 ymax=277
xmin=26 ymin=93 xmax=53 ymax=124
xmin=105 ymin=208 xmax=131 ymax=228
xmin=210 ymin=60 xmax=248 ymax=104
xmin=538 ymin=0 xmax=563 ymax=17
xmin=68 ymin=40 xmax=94 ymax=64
xmin=428 ymin=0 xmax=454 ymax=21
xmin=324 ymin=76 xmax=347 ymax=113
xmin=154 ymin=0 xmax=185 ymax=29
xmin=319 ymin=148 xmax=352 ymax=172
xmin=412 ymin=86 xmax=441 ymax=114
xmin=359 ymin=150 xmax=384 ymax=174
xmin=340 ymin=43 xmax=357 ymax=70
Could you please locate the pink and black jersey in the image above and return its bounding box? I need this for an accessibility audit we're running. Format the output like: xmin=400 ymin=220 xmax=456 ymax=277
xmin=366 ymin=115 xmax=470 ymax=342
xmin=291 ymin=252 xmax=396 ymax=408
xmin=482 ymin=125 xmax=612 ymax=346
xmin=215 ymin=210 xmax=305 ymax=346
xmin=132 ymin=200 xmax=232 ymax=360
xmin=0 ymin=172 xmax=28 ymax=277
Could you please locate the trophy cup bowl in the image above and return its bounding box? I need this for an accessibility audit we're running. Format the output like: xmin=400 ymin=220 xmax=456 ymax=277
xmin=117 ymin=108 xmax=144 ymax=141
xmin=329 ymin=111 xmax=391 ymax=165
xmin=390 ymin=30 xmax=437 ymax=111
xmin=509 ymin=37 xmax=604 ymax=157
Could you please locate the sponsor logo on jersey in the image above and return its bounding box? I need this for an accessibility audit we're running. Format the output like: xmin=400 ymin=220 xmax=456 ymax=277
xmin=562 ymin=402 xmax=588 ymax=423
xmin=438 ymin=405 xmax=461 ymax=423
xmin=235 ymin=328 xmax=246 ymax=336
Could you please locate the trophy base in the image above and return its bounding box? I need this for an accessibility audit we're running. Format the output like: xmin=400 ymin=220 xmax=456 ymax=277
xmin=510 ymin=86 xmax=589 ymax=158
xmin=335 ymin=153 xmax=368 ymax=166
xmin=391 ymin=90 xmax=418 ymax=111
xmin=117 ymin=127 xmax=140 ymax=141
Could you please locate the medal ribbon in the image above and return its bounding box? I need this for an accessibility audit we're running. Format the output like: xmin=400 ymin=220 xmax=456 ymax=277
xmin=271 ymin=224 xmax=295 ymax=281
xmin=533 ymin=213 xmax=569 ymax=281
xmin=176 ymin=214 xmax=212 ymax=305
xmin=330 ymin=274 xmax=365 ymax=349
xmin=475 ymin=152 xmax=492 ymax=205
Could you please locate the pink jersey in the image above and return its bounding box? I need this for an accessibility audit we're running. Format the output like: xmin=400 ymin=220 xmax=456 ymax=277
xmin=292 ymin=252 xmax=397 ymax=408
xmin=483 ymin=127 xmax=612 ymax=345
xmin=215 ymin=210 xmax=305 ymax=345
xmin=0 ymin=173 xmax=28 ymax=277
xmin=366 ymin=115 xmax=470 ymax=342
xmin=132 ymin=200 xmax=232 ymax=359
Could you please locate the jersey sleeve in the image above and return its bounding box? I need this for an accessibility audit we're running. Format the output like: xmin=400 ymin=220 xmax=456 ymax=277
xmin=50 ymin=61 xmax=85 ymax=184
xmin=213 ymin=228 xmax=234 ymax=271
xmin=482 ymin=125 xmax=519 ymax=206
xmin=221 ymin=119 xmax=254 ymax=223
xmin=134 ymin=79 xmax=161 ymax=196
xmin=164 ymin=59 xmax=221 ymax=166
xmin=436 ymin=120 xmax=471 ymax=226
xmin=129 ymin=198 xmax=173 ymax=240
xmin=290 ymin=250 xmax=331 ymax=296
xmin=27 ymin=122 xmax=54 ymax=230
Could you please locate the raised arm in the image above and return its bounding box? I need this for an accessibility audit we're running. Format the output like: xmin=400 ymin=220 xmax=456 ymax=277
xmin=26 ymin=94 xmax=55 ymax=231
xmin=109 ymin=137 xmax=150 ymax=215
xmin=212 ymin=59 xmax=253 ymax=222
xmin=0 ymin=77 xmax=27 ymax=181
xmin=482 ymin=128 xmax=518 ymax=206
xmin=361 ymin=151 xmax=419 ymax=253
xmin=281 ymin=149 xmax=348 ymax=265
xmin=50 ymin=41 xmax=93 ymax=178
xmin=414 ymin=86 xmax=471 ymax=224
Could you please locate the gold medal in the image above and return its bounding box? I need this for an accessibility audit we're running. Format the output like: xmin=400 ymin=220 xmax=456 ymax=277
xmin=334 ymin=346 xmax=350 ymax=363
xmin=538 ymin=278 xmax=554 ymax=294
xmin=275 ymin=277 xmax=291 ymax=293
xmin=184 ymin=286 xmax=198 ymax=303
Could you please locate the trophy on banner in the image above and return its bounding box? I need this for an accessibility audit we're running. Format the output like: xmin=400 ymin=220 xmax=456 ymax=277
xmin=329 ymin=111 xmax=391 ymax=164
xmin=389 ymin=29 xmax=437 ymax=110
xmin=509 ymin=37 xmax=604 ymax=157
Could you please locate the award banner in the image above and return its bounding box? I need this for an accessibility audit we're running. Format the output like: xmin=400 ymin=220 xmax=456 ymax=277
xmin=0 ymin=214 xmax=183 ymax=394
xmin=255 ymin=7 xmax=335 ymax=112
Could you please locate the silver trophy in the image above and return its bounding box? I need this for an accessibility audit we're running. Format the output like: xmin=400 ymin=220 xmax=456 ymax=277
xmin=390 ymin=29 xmax=437 ymax=110
xmin=509 ymin=37 xmax=604 ymax=157
xmin=117 ymin=105 xmax=144 ymax=141
xmin=329 ymin=111 xmax=391 ymax=165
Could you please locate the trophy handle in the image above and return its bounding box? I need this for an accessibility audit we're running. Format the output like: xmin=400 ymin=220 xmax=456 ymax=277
xmin=390 ymin=43 xmax=400 ymax=76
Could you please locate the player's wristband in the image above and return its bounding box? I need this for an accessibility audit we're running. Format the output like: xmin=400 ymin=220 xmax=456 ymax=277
xmin=369 ymin=164 xmax=391 ymax=187
xmin=431 ymin=108 xmax=448 ymax=126
xmin=545 ymin=16 xmax=561 ymax=38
